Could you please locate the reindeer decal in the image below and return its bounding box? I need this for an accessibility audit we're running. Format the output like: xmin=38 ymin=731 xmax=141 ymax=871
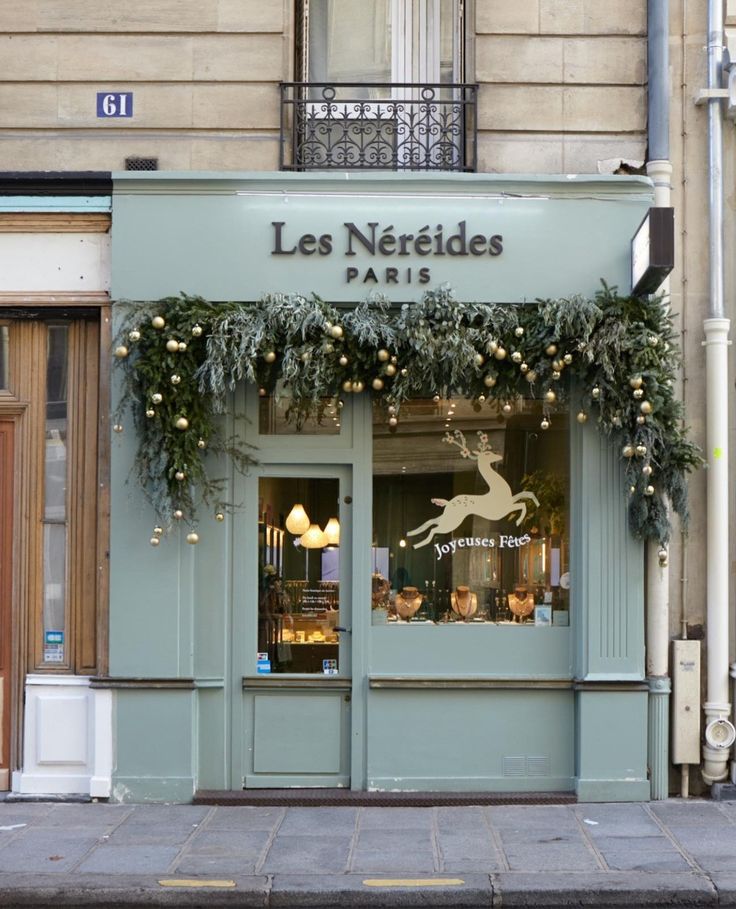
xmin=407 ymin=430 xmax=540 ymax=550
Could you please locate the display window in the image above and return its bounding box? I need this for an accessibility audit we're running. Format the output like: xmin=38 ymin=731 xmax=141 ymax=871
xmin=372 ymin=397 xmax=570 ymax=626
xmin=258 ymin=382 xmax=341 ymax=435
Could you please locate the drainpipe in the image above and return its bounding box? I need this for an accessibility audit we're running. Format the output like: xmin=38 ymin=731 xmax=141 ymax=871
xmin=701 ymin=0 xmax=735 ymax=785
xmin=646 ymin=0 xmax=672 ymax=801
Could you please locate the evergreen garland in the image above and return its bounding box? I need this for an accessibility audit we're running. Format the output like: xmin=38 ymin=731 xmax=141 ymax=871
xmin=113 ymin=285 xmax=701 ymax=545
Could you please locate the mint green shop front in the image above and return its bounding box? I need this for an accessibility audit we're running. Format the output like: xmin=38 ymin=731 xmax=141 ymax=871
xmin=108 ymin=172 xmax=653 ymax=802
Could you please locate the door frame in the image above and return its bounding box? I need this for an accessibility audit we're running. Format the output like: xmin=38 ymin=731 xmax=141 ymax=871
xmin=231 ymin=461 xmax=355 ymax=788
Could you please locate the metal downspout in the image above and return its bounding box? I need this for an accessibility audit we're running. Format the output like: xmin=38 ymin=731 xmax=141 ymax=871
xmin=701 ymin=0 xmax=735 ymax=785
xmin=646 ymin=0 xmax=672 ymax=800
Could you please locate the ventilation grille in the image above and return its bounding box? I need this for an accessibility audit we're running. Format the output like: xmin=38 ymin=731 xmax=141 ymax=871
xmin=125 ymin=156 xmax=158 ymax=171
xmin=503 ymin=755 xmax=551 ymax=778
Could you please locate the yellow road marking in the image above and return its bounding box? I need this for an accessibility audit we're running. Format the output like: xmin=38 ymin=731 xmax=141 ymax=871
xmin=158 ymin=879 xmax=236 ymax=889
xmin=363 ymin=878 xmax=465 ymax=887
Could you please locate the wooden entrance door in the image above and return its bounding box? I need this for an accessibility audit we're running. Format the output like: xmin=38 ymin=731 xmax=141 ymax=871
xmin=0 ymin=421 xmax=13 ymax=789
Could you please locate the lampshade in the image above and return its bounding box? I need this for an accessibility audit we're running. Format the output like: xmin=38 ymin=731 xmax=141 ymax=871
xmin=300 ymin=523 xmax=327 ymax=549
xmin=285 ymin=503 xmax=310 ymax=535
xmin=323 ymin=516 xmax=340 ymax=546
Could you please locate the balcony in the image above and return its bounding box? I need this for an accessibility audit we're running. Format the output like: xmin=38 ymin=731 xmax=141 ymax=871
xmin=279 ymin=83 xmax=478 ymax=172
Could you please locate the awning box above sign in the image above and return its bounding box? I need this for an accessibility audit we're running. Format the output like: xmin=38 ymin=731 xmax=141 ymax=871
xmin=631 ymin=206 xmax=675 ymax=296
xmin=111 ymin=172 xmax=654 ymax=304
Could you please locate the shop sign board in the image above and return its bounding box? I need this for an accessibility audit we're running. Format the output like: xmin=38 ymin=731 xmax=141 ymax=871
xmin=112 ymin=174 xmax=654 ymax=304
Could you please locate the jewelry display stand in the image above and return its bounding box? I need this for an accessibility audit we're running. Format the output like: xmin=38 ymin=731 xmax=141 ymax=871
xmin=450 ymin=585 xmax=478 ymax=618
xmin=394 ymin=586 xmax=424 ymax=619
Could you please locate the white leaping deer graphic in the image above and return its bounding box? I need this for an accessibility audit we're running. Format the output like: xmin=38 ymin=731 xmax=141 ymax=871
xmin=407 ymin=430 xmax=540 ymax=550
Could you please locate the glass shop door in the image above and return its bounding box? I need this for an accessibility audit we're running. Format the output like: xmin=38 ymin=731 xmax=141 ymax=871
xmin=242 ymin=467 xmax=353 ymax=788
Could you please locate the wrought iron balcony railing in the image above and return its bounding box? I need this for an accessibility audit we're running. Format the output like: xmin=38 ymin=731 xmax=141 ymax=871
xmin=279 ymin=82 xmax=478 ymax=172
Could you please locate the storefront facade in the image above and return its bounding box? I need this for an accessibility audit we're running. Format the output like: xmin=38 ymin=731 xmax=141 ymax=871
xmin=106 ymin=171 xmax=653 ymax=802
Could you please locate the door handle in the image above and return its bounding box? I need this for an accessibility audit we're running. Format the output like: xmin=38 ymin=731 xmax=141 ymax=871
xmin=335 ymin=626 xmax=352 ymax=634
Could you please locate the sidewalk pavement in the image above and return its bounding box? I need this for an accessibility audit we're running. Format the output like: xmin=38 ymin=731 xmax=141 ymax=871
xmin=0 ymin=799 xmax=733 ymax=907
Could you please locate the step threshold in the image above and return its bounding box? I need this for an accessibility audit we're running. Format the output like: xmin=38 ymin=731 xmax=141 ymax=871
xmin=194 ymin=789 xmax=576 ymax=807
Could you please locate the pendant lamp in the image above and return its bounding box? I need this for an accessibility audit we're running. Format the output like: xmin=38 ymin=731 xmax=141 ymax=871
xmin=286 ymin=503 xmax=310 ymax=535
xmin=323 ymin=517 xmax=340 ymax=546
xmin=300 ymin=523 xmax=327 ymax=549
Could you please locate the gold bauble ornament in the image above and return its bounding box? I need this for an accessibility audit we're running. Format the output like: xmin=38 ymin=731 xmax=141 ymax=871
xmin=178 ymin=341 xmax=187 ymax=352
xmin=551 ymin=359 xmax=563 ymax=372
xmin=622 ymin=444 xmax=635 ymax=458
xmin=339 ymin=355 xmax=349 ymax=367
xmin=186 ymin=532 xmax=200 ymax=545
xmin=478 ymin=394 xmax=486 ymax=403
xmin=635 ymin=444 xmax=647 ymax=457
xmin=113 ymin=424 xmax=123 ymax=433
xmin=514 ymin=326 xmax=525 ymax=337
xmin=400 ymin=367 xmax=408 ymax=377
xmin=520 ymin=362 xmax=529 ymax=373
xmin=342 ymin=380 xmax=353 ymax=393
xmin=171 ymin=374 xmax=181 ymax=385
xmin=525 ymin=370 xmax=538 ymax=383
xmin=388 ymin=415 xmax=398 ymax=427
xmin=645 ymin=485 xmax=655 ymax=496
xmin=633 ymin=388 xmax=644 ymax=399
xmin=259 ymin=387 xmax=267 ymax=396
xmin=191 ymin=324 xmax=203 ymax=337
xmin=552 ymin=371 xmax=561 ymax=381
xmin=390 ymin=355 xmax=398 ymax=364
xmin=175 ymin=416 xmax=189 ymax=431
xmin=502 ymin=402 xmax=512 ymax=414
xmin=145 ymin=408 xmax=155 ymax=418
xmin=264 ymin=351 xmax=276 ymax=363
xmin=385 ymin=363 xmax=397 ymax=376
xmin=591 ymin=386 xmax=601 ymax=400
xmin=377 ymin=349 xmax=390 ymax=362
xmin=215 ymin=512 xmax=225 ymax=522
xmin=372 ymin=378 xmax=384 ymax=391
xmin=640 ymin=401 xmax=653 ymax=414
xmin=545 ymin=344 xmax=558 ymax=356
xmin=510 ymin=351 xmax=522 ymax=364
xmin=152 ymin=316 xmax=165 ymax=329
xmin=197 ymin=438 xmax=206 ymax=449
xmin=153 ymin=526 xmax=164 ymax=536
xmin=487 ymin=340 xmax=499 ymax=355
xmin=563 ymin=353 xmax=573 ymax=365
xmin=474 ymin=353 xmax=485 ymax=366
xmin=174 ymin=509 xmax=184 ymax=519
xmin=301 ymin=351 xmax=311 ymax=363
xmin=629 ymin=376 xmax=643 ymax=389
xmin=330 ymin=324 xmax=344 ymax=339
xmin=151 ymin=393 xmax=163 ymax=404
xmin=483 ymin=374 xmax=497 ymax=387
xmin=493 ymin=347 xmax=506 ymax=361
xmin=643 ymin=464 xmax=653 ymax=476
xmin=637 ymin=415 xmax=646 ymax=424
xmin=150 ymin=536 xmax=161 ymax=547
xmin=353 ymin=380 xmax=365 ymax=393
xmin=541 ymin=418 xmax=550 ymax=430
xmin=648 ymin=335 xmax=659 ymax=347
xmin=544 ymin=389 xmax=556 ymax=404
xmin=387 ymin=405 xmax=397 ymax=415
xmin=577 ymin=411 xmax=588 ymax=423
xmin=128 ymin=329 xmax=141 ymax=342
xmin=166 ymin=339 xmax=179 ymax=353
xmin=114 ymin=345 xmax=129 ymax=358
xmin=432 ymin=394 xmax=440 ymax=403
xmin=175 ymin=470 xmax=186 ymax=481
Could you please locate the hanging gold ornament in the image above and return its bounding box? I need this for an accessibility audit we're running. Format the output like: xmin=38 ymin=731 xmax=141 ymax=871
xmin=563 ymin=353 xmax=573 ymax=365
xmin=494 ymin=347 xmax=507 ymax=360
xmin=474 ymin=353 xmax=485 ymax=366
xmin=629 ymin=376 xmax=643 ymax=389
xmin=150 ymin=536 xmax=161 ymax=546
xmin=552 ymin=370 xmax=561 ymax=381
xmin=128 ymin=329 xmax=141 ymax=342
xmin=171 ymin=374 xmax=181 ymax=385
xmin=648 ymin=335 xmax=659 ymax=347
xmin=640 ymin=401 xmax=653 ymax=414
xmin=514 ymin=326 xmax=525 ymax=337
xmin=215 ymin=512 xmax=225 ymax=522
xmin=487 ymin=340 xmax=499 ymax=355
xmin=544 ymin=389 xmax=556 ymax=404
xmin=478 ymin=394 xmax=486 ymax=403
xmin=635 ymin=444 xmax=647 ymax=457
xmin=387 ymin=405 xmax=397 ymax=415
xmin=178 ymin=341 xmax=187 ymax=352
xmin=400 ymin=367 xmax=408 ymax=377
xmin=525 ymin=370 xmax=537 ymax=383
xmin=146 ymin=407 xmax=155 ymax=418
xmin=353 ymin=380 xmax=365 ymax=393
xmin=484 ymin=374 xmax=497 ymax=387
xmin=377 ymin=349 xmax=390 ymax=362
xmin=637 ymin=415 xmax=646 ymax=424
xmin=114 ymin=345 xmax=129 ymax=358
xmin=545 ymin=344 xmax=558 ymax=356
xmin=151 ymin=316 xmax=165 ymax=329
xmin=502 ymin=402 xmax=512 ymax=414
xmin=151 ymin=393 xmax=163 ymax=404
xmin=541 ymin=418 xmax=550 ymax=430
xmin=330 ymin=324 xmax=344 ymax=339
xmin=175 ymin=470 xmax=186 ymax=481
xmin=264 ymin=351 xmax=276 ymax=363
xmin=385 ymin=363 xmax=397 ymax=376
xmin=191 ymin=324 xmax=203 ymax=337
xmin=339 ymin=355 xmax=349 ymax=367
xmin=372 ymin=377 xmax=384 ymax=391
xmin=174 ymin=509 xmax=184 ymax=519
xmin=591 ymin=386 xmax=601 ymax=399
xmin=622 ymin=444 xmax=635 ymax=458
xmin=166 ymin=339 xmax=179 ymax=353
xmin=552 ymin=359 xmax=564 ymax=372
xmin=577 ymin=411 xmax=588 ymax=423
xmin=197 ymin=438 xmax=206 ymax=449
xmin=153 ymin=526 xmax=164 ymax=536
xmin=633 ymin=388 xmax=644 ymax=399
xmin=644 ymin=485 xmax=655 ymax=496
xmin=432 ymin=394 xmax=440 ymax=402
xmin=388 ymin=415 xmax=398 ymax=426
xmin=175 ymin=416 xmax=189 ymax=430
xmin=258 ymin=387 xmax=267 ymax=396
xmin=511 ymin=351 xmax=522 ymax=364
xmin=342 ymin=380 xmax=353 ymax=392
xmin=113 ymin=423 xmax=124 ymax=433
xmin=186 ymin=532 xmax=200 ymax=544
xmin=643 ymin=464 xmax=653 ymax=476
